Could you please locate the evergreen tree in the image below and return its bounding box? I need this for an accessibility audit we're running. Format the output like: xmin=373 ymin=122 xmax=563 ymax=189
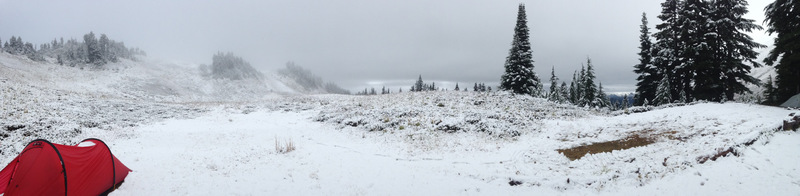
xmin=634 ymin=12 xmax=659 ymax=106
xmin=473 ymin=83 xmax=479 ymax=92
xmin=764 ymin=0 xmax=800 ymax=102
xmin=414 ymin=75 xmax=424 ymax=92
xmin=652 ymin=0 xmax=685 ymax=103
xmin=763 ymin=75 xmax=777 ymax=105
xmin=713 ymin=0 xmax=764 ymax=101
xmin=500 ymin=4 xmax=541 ymax=96
xmin=559 ymin=82 xmax=569 ymax=104
xmin=679 ymin=88 xmax=687 ymax=103
xmin=548 ymin=66 xmax=559 ymax=102
xmin=84 ymin=32 xmax=102 ymax=65
xmin=596 ymin=82 xmax=610 ymax=108
xmin=569 ymin=71 xmax=578 ymax=104
xmin=654 ymin=74 xmax=672 ymax=105
xmin=454 ymin=83 xmax=460 ymax=91
xmin=582 ymin=58 xmax=598 ymax=107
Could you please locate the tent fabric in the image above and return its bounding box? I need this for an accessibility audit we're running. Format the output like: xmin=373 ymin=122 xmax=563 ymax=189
xmin=780 ymin=93 xmax=800 ymax=108
xmin=0 ymin=138 xmax=131 ymax=196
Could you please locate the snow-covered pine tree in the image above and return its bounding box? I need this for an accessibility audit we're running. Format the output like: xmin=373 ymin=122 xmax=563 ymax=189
xmin=680 ymin=0 xmax=721 ymax=101
xmin=634 ymin=12 xmax=659 ymax=106
xmin=582 ymin=58 xmax=598 ymax=107
xmin=474 ymin=83 xmax=479 ymax=92
xmin=84 ymin=32 xmax=102 ymax=65
xmin=549 ymin=66 xmax=559 ymax=102
xmin=500 ymin=4 xmax=541 ymax=96
xmin=559 ymin=81 xmax=569 ymax=104
xmin=713 ymin=0 xmax=764 ymax=101
xmin=654 ymin=74 xmax=672 ymax=105
xmin=679 ymin=88 xmax=687 ymax=103
xmin=569 ymin=71 xmax=578 ymax=104
xmin=454 ymin=83 xmax=460 ymax=91
xmin=764 ymin=0 xmax=800 ymax=103
xmin=596 ymin=82 xmax=610 ymax=108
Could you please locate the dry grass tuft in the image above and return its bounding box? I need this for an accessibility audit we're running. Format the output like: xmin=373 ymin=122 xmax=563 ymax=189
xmin=275 ymin=136 xmax=295 ymax=154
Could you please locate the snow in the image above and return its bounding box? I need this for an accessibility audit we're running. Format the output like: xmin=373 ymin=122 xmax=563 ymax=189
xmin=2 ymin=53 xmax=800 ymax=195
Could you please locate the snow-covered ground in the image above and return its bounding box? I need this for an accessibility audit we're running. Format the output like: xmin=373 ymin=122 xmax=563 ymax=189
xmin=1 ymin=53 xmax=799 ymax=195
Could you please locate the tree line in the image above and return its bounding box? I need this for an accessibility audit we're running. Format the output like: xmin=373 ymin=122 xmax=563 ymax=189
xmin=634 ymin=0 xmax=765 ymax=106
xmin=499 ymin=4 xmax=611 ymax=108
xmin=1 ymin=32 xmax=145 ymax=66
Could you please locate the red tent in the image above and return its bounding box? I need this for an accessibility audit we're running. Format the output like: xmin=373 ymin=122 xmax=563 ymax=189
xmin=0 ymin=138 xmax=131 ymax=196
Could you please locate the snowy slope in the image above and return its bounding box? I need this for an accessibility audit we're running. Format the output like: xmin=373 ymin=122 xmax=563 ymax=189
xmin=1 ymin=52 xmax=799 ymax=195
xmin=97 ymin=102 xmax=798 ymax=195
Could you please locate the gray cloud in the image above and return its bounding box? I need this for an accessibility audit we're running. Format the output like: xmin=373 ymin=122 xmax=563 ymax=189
xmin=0 ymin=0 xmax=774 ymax=93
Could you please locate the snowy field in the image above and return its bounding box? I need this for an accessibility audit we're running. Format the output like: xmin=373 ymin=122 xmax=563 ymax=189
xmin=2 ymin=53 xmax=800 ymax=195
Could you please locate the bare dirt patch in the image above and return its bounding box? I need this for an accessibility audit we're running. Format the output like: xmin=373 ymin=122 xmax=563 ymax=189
xmin=558 ymin=134 xmax=656 ymax=161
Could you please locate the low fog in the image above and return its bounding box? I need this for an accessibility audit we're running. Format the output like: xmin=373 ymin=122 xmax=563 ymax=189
xmin=0 ymin=0 xmax=774 ymax=93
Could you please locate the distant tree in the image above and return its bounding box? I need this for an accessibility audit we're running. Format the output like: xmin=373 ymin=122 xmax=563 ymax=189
xmin=399 ymin=88 xmax=403 ymax=93
xmin=548 ymin=66 xmax=560 ymax=102
xmin=500 ymin=4 xmax=541 ymax=96
xmin=569 ymin=71 xmax=578 ymax=104
xmin=559 ymin=81 xmax=569 ymax=104
xmin=370 ymin=88 xmax=377 ymax=95
xmin=763 ymin=75 xmax=778 ymax=105
xmin=84 ymin=32 xmax=102 ymax=65
xmin=413 ymin=75 xmax=425 ymax=92
xmin=596 ymin=82 xmax=610 ymax=107
xmin=98 ymin=34 xmax=118 ymax=63
xmin=623 ymin=94 xmax=630 ymax=109
xmin=473 ymin=83 xmax=478 ymax=92
xmin=764 ymin=0 xmax=800 ymax=103
xmin=454 ymin=83 xmax=460 ymax=91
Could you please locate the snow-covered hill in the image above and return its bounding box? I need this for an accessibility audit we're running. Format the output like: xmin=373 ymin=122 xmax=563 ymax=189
xmin=1 ymin=52 xmax=799 ymax=195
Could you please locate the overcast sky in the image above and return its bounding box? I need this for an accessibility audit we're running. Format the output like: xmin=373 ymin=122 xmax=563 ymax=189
xmin=0 ymin=0 xmax=774 ymax=93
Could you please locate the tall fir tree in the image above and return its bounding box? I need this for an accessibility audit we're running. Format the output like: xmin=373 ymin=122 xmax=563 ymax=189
xmin=712 ymin=0 xmax=765 ymax=101
xmin=454 ymin=83 xmax=460 ymax=91
xmin=652 ymin=0 xmax=685 ymax=102
xmin=764 ymin=0 xmax=800 ymax=102
xmin=582 ymin=58 xmax=598 ymax=107
xmin=634 ymin=12 xmax=659 ymax=106
xmin=500 ymin=4 xmax=541 ymax=96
